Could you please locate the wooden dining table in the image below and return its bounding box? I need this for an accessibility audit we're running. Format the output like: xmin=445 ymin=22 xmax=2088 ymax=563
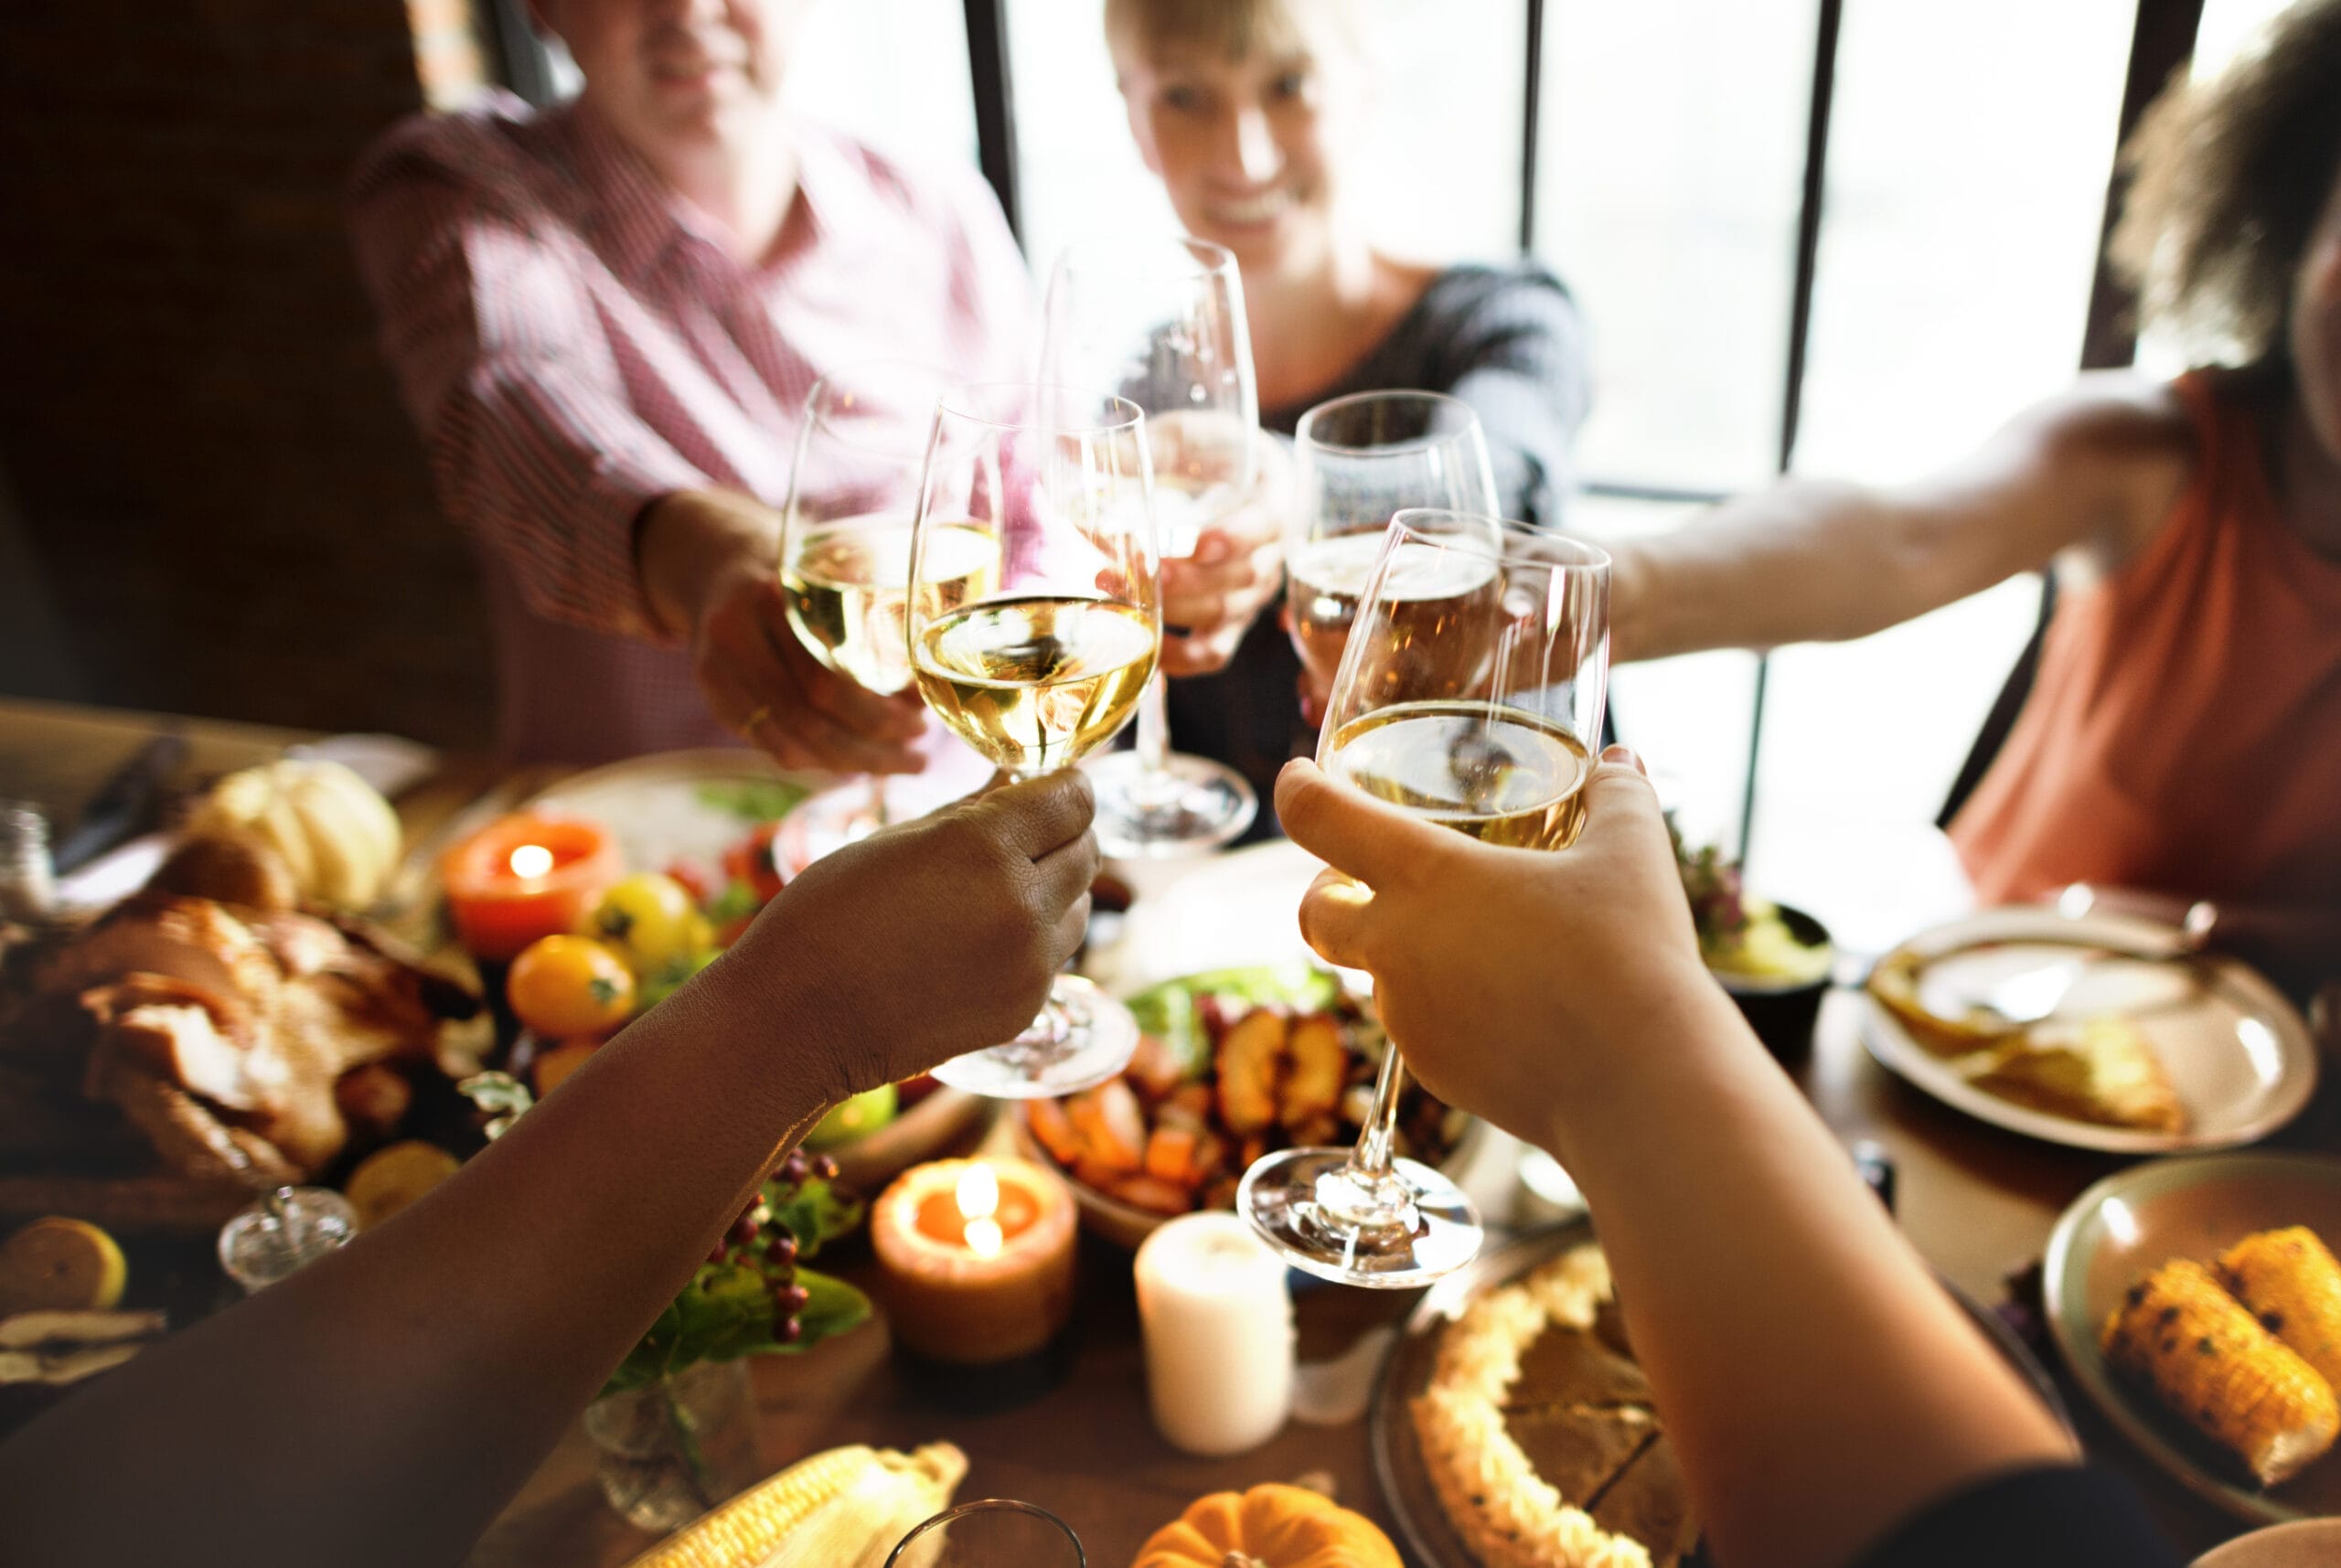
xmin=1 ymin=694 xmax=2325 ymax=1566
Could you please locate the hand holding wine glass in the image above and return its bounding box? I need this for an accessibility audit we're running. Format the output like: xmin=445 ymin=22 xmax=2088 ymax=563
xmin=775 ymin=362 xmax=994 ymax=853
xmin=1241 ymin=509 xmax=1611 ymax=1286
xmin=1158 ymin=429 xmax=1290 ymax=677
xmin=1272 ymin=748 xmax=1699 ymax=1152
xmin=903 ymin=382 xmax=1163 ymax=1097
xmin=1041 ymin=236 xmax=1262 ymax=854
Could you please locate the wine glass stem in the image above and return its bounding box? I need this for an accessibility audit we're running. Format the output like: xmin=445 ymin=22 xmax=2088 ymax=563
xmin=1135 ymin=667 xmax=1172 ymax=775
xmin=1347 ymin=1039 xmax=1407 ymax=1182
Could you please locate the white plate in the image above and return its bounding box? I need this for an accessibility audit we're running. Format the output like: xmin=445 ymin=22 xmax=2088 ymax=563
xmin=2195 ymin=1519 xmax=2341 ymax=1565
xmin=2045 ymin=1154 xmax=2341 ymax=1526
xmin=1858 ymin=907 xmax=2316 ymax=1154
xmin=524 ymin=748 xmax=817 ymax=874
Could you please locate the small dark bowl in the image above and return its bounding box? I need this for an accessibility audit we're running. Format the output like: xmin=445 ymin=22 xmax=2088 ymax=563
xmin=1712 ymin=903 xmax=1833 ymax=1069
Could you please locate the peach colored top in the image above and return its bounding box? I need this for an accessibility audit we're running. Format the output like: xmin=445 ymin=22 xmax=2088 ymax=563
xmin=1950 ymin=372 xmax=2341 ymax=908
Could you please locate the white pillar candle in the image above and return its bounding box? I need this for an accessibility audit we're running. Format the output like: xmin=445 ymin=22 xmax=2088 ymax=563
xmin=1133 ymin=1211 xmax=1295 ymax=1456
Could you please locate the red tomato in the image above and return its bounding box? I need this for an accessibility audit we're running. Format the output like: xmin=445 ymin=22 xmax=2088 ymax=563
xmin=721 ymin=823 xmax=788 ymax=905
xmin=665 ymin=860 xmax=715 ymax=907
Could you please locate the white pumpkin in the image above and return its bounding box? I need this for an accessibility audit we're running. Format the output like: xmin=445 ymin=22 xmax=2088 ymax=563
xmin=192 ymin=759 xmax=402 ymax=910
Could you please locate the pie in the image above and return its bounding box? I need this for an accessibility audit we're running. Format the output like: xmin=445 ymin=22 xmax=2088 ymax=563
xmin=1412 ymin=1246 xmax=1695 ymax=1568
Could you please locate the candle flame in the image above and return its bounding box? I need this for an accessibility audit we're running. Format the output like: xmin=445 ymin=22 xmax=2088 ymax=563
xmin=508 ymin=844 xmax=554 ymax=879
xmin=956 ymin=1163 xmax=999 ymax=1221
xmin=957 ymin=1164 xmax=1001 ymax=1256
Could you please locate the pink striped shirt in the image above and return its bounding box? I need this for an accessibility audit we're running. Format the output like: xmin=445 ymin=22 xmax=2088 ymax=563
xmin=349 ymin=91 xmax=1033 ymax=763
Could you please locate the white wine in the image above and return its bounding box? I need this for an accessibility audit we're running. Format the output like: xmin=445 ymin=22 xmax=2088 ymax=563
xmin=783 ymin=517 xmax=999 ymax=695
xmin=1327 ymin=700 xmax=1590 ymax=849
xmin=913 ymin=595 xmax=1159 ymax=774
xmin=1289 ymin=536 xmax=1503 ymax=699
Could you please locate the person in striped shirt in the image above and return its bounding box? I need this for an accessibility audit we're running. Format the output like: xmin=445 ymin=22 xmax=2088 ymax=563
xmin=352 ymin=1 xmax=1033 ymax=771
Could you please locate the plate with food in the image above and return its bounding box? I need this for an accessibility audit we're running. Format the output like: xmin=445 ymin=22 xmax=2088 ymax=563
xmin=1371 ymin=1221 xmax=2065 ymax=1568
xmin=1857 ymin=907 xmax=2315 ymax=1153
xmin=1013 ymin=965 xmax=1476 ymax=1248
xmin=492 ymin=762 xmax=990 ymax=1197
xmin=2045 ymin=1153 xmax=2341 ymax=1524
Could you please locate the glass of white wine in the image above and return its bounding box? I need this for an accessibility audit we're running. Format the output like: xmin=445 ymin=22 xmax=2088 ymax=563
xmin=1240 ymin=509 xmax=1611 ymax=1286
xmin=1041 ymin=236 xmax=1259 ymax=857
xmin=906 ymin=382 xmax=1163 ymax=1098
xmin=777 ymin=362 xmax=997 ymax=859
xmin=1287 ymin=390 xmax=1498 ymax=709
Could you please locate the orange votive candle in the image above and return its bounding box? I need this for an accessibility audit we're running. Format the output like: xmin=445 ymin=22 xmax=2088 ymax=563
xmin=440 ymin=814 xmax=623 ymax=960
xmin=871 ymin=1157 xmax=1076 ymax=1364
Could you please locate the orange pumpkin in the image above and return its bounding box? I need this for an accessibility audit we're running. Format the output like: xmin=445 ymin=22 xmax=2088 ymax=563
xmin=1132 ymin=1483 xmax=1403 ymax=1568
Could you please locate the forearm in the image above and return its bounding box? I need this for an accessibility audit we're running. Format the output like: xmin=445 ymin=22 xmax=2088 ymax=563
xmin=1540 ymin=983 xmax=2071 ymax=1568
xmin=1609 ymin=480 xmax=1954 ymax=661
xmin=0 ymin=946 xmax=839 ymax=1568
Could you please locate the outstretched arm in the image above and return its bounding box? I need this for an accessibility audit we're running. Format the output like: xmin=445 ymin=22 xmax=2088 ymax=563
xmin=1277 ymin=756 xmax=2079 ymax=1568
xmin=0 ymin=775 xmax=1099 ymax=1568
xmin=1608 ymin=378 xmax=2191 ymax=662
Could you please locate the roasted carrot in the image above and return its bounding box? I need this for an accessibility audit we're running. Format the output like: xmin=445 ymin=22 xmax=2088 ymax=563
xmin=1024 ymin=1097 xmax=1085 ymax=1168
xmin=1144 ymin=1125 xmax=1200 ymax=1185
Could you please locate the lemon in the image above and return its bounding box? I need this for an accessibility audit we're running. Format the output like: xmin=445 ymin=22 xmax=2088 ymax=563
xmin=0 ymin=1217 xmax=127 ymax=1315
xmin=345 ymin=1141 xmax=461 ymax=1230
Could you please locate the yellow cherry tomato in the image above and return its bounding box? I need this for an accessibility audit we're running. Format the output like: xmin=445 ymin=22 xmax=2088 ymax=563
xmin=581 ymin=872 xmax=700 ymax=976
xmin=508 ymin=935 xmax=636 ymax=1038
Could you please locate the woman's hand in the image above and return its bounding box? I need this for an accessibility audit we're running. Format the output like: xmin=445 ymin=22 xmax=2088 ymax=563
xmin=638 ymin=488 xmax=931 ymax=773
xmin=1159 ymin=432 xmax=1291 ymax=677
xmin=1275 ymin=747 xmax=1716 ymax=1146
xmin=717 ymin=772 xmax=1101 ymax=1103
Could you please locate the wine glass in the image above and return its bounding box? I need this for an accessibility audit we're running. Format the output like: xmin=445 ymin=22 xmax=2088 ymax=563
xmin=1288 ymin=390 xmax=1498 ymax=709
xmin=885 ymin=1499 xmax=1085 ymax=1566
xmin=1040 ymin=236 xmax=1259 ymax=857
xmin=1240 ymin=509 xmax=1611 ymax=1287
xmin=777 ymin=362 xmax=980 ymax=859
xmin=905 ymin=383 xmax=1162 ymax=1098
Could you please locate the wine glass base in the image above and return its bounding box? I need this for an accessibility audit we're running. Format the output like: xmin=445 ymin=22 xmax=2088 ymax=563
xmin=1085 ymin=750 xmax=1257 ymax=859
xmin=930 ymin=976 xmax=1139 ymax=1099
xmin=1238 ymin=1147 xmax=1483 ymax=1288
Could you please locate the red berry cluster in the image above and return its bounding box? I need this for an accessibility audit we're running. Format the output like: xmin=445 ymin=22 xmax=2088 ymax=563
xmin=705 ymin=1148 xmax=839 ymax=1345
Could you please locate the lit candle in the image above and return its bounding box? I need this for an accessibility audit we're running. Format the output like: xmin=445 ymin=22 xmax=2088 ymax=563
xmin=870 ymin=1157 xmax=1076 ymax=1364
xmin=1134 ymin=1212 xmax=1294 ymax=1455
xmin=439 ymin=814 xmax=623 ymax=960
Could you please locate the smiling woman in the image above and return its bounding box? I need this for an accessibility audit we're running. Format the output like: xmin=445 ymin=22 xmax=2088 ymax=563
xmin=1098 ymin=0 xmax=1593 ymax=815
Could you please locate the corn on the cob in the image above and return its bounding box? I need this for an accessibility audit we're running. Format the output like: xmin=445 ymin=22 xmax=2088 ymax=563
xmin=620 ymin=1441 xmax=967 ymax=1568
xmin=2215 ymin=1228 xmax=2341 ymax=1392
xmin=2102 ymin=1258 xmax=2338 ymax=1487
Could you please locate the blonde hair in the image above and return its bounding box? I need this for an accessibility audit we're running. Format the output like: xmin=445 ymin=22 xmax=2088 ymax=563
xmin=1103 ymin=0 xmax=1356 ymax=76
xmin=2112 ymin=0 xmax=2341 ymax=368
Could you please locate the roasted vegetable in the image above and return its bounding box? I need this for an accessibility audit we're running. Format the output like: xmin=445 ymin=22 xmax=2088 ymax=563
xmin=1216 ymin=1009 xmax=1287 ymax=1135
xmin=2102 ymin=1258 xmax=2339 ymax=1486
xmin=2217 ymin=1228 xmax=2341 ymax=1392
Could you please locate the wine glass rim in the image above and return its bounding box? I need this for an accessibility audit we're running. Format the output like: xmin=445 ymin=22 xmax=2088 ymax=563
xmin=804 ymin=358 xmax=955 ymax=457
xmin=883 ymin=1497 xmax=1086 ymax=1566
xmin=1049 ymin=231 xmax=1239 ymax=277
xmin=1387 ymin=507 xmax=1613 ymax=573
xmin=940 ymin=380 xmax=1147 ymax=436
xmin=1294 ymin=389 xmax=1480 ymax=455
